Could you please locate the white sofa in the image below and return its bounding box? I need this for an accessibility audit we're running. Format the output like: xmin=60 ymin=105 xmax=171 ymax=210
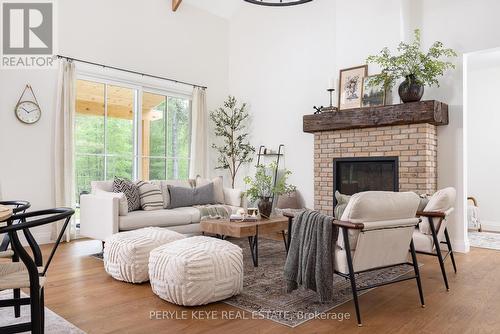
xmin=80 ymin=180 xmax=244 ymax=241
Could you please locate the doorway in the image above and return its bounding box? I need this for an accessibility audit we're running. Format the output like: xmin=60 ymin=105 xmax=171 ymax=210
xmin=464 ymin=48 xmax=500 ymax=250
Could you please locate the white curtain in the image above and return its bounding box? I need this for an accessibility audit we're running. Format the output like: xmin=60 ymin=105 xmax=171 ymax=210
xmin=53 ymin=60 xmax=77 ymax=242
xmin=189 ymin=87 xmax=208 ymax=179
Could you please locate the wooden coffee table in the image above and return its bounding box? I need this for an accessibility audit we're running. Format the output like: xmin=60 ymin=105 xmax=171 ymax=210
xmin=200 ymin=215 xmax=293 ymax=267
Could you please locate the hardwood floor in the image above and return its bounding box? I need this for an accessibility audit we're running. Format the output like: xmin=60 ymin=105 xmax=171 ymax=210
xmin=24 ymin=240 xmax=500 ymax=333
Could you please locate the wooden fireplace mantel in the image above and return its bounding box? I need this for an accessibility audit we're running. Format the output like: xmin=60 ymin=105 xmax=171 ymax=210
xmin=303 ymin=100 xmax=448 ymax=133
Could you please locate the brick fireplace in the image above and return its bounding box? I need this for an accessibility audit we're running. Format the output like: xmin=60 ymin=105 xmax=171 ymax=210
xmin=303 ymin=100 xmax=448 ymax=216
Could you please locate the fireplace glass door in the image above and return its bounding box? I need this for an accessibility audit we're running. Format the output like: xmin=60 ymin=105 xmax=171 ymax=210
xmin=333 ymin=157 xmax=399 ymax=197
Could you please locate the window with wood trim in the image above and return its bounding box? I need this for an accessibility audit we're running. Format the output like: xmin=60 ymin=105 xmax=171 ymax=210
xmin=75 ymin=78 xmax=191 ymax=201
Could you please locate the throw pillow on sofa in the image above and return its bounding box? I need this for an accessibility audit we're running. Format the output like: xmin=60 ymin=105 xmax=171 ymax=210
xmin=112 ymin=177 xmax=141 ymax=212
xmin=223 ymin=188 xmax=242 ymax=207
xmin=167 ymin=183 xmax=215 ymax=209
xmin=196 ymin=176 xmax=224 ymax=204
xmin=136 ymin=181 xmax=164 ymax=211
xmin=151 ymin=179 xmax=194 ymax=209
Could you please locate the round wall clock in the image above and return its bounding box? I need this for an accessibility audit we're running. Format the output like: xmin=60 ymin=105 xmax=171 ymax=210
xmin=15 ymin=84 xmax=42 ymax=124
xmin=15 ymin=100 xmax=42 ymax=124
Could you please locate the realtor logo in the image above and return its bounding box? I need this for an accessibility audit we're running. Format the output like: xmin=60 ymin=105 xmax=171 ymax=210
xmin=1 ymin=1 xmax=55 ymax=68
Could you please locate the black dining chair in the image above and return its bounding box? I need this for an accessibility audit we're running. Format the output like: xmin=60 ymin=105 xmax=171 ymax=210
xmin=0 ymin=200 xmax=31 ymax=319
xmin=0 ymin=200 xmax=31 ymax=253
xmin=0 ymin=207 xmax=74 ymax=334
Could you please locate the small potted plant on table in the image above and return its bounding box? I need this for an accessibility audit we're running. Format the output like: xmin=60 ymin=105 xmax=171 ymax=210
xmin=244 ymin=163 xmax=295 ymax=219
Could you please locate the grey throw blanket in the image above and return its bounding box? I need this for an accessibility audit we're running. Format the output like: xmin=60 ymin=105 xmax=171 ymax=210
xmin=196 ymin=204 xmax=231 ymax=220
xmin=284 ymin=210 xmax=339 ymax=302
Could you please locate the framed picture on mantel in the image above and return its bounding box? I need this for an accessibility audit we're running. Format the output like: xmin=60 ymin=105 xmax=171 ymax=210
xmin=361 ymin=75 xmax=386 ymax=108
xmin=338 ymin=65 xmax=368 ymax=110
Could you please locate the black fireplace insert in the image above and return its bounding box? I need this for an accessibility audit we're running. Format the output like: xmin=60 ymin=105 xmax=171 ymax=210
xmin=333 ymin=157 xmax=399 ymax=205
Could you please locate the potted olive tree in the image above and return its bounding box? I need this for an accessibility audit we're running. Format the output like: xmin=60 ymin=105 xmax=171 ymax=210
xmin=366 ymin=29 xmax=457 ymax=103
xmin=211 ymin=96 xmax=255 ymax=188
xmin=244 ymin=163 xmax=295 ymax=219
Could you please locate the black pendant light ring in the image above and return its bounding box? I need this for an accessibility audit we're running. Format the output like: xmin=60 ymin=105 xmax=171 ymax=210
xmin=243 ymin=0 xmax=314 ymax=6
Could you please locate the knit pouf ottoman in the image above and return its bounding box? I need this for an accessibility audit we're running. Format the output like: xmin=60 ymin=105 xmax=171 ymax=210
xmin=149 ymin=236 xmax=243 ymax=306
xmin=104 ymin=227 xmax=185 ymax=283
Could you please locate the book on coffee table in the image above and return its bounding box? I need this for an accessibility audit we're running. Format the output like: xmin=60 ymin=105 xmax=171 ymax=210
xmin=229 ymin=214 xmax=258 ymax=222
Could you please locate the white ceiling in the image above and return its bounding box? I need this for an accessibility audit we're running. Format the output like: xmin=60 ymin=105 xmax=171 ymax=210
xmin=184 ymin=0 xmax=242 ymax=19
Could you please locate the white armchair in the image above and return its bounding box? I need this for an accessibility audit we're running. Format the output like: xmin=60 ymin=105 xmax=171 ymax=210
xmin=413 ymin=187 xmax=457 ymax=291
xmin=335 ymin=191 xmax=423 ymax=326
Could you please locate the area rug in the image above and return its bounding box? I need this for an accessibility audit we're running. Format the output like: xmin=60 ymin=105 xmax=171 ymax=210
xmin=90 ymin=251 xmax=104 ymax=260
xmin=224 ymin=238 xmax=417 ymax=327
xmin=0 ymin=291 xmax=85 ymax=333
xmin=469 ymin=231 xmax=500 ymax=250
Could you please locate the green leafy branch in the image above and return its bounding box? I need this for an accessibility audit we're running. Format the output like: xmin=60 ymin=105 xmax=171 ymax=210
xmin=366 ymin=29 xmax=457 ymax=89
xmin=243 ymin=162 xmax=295 ymax=202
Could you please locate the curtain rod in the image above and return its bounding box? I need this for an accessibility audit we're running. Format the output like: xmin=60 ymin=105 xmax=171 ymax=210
xmin=56 ymin=55 xmax=207 ymax=90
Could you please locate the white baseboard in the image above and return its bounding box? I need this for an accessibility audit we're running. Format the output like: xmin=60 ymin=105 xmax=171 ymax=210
xmin=479 ymin=220 xmax=500 ymax=233
xmin=17 ymin=230 xmax=53 ymax=246
xmin=451 ymin=238 xmax=470 ymax=253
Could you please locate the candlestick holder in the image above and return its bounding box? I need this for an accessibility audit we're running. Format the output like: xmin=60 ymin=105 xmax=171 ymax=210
xmin=327 ymin=88 xmax=335 ymax=108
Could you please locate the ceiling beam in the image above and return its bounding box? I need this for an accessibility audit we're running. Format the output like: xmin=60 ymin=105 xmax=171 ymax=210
xmin=172 ymin=0 xmax=182 ymax=12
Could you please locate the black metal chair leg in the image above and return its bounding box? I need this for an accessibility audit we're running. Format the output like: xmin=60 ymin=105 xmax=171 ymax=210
xmin=282 ymin=230 xmax=288 ymax=252
xmin=30 ymin=286 xmax=42 ymax=334
xmin=13 ymin=288 xmax=21 ymax=317
xmin=444 ymin=228 xmax=457 ymax=273
xmin=342 ymin=227 xmax=362 ymax=326
xmin=247 ymin=236 xmax=258 ymax=267
xmin=40 ymin=288 xmax=45 ymax=333
xmin=429 ymin=221 xmax=449 ymax=291
xmin=410 ymin=240 xmax=425 ymax=307
xmin=287 ymin=216 xmax=293 ymax=253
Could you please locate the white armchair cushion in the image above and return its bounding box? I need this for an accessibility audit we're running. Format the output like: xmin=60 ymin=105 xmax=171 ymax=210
xmin=419 ymin=187 xmax=456 ymax=235
xmin=341 ymin=191 xmax=420 ymax=223
xmin=412 ymin=229 xmax=434 ymax=253
xmin=338 ymin=191 xmax=420 ymax=250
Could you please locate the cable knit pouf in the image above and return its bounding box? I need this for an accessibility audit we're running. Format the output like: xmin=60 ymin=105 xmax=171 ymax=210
xmin=149 ymin=236 xmax=243 ymax=306
xmin=103 ymin=227 xmax=185 ymax=283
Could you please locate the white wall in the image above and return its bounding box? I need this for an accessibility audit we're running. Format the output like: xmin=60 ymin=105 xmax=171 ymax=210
xmin=416 ymin=0 xmax=500 ymax=251
xmin=228 ymin=0 xmax=337 ymax=207
xmin=466 ymin=50 xmax=500 ymax=230
xmin=0 ymin=0 xmax=230 ymax=243
xmin=227 ymin=0 xmax=500 ymax=252
xmin=228 ymin=0 xmax=417 ymax=207
xmin=0 ymin=69 xmax=58 ymax=242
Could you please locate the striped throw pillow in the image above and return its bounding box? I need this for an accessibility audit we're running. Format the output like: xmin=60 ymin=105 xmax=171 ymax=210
xmin=136 ymin=181 xmax=164 ymax=211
